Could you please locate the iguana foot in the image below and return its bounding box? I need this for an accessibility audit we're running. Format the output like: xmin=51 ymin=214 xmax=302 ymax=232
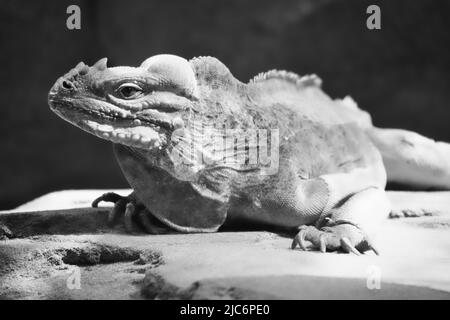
xmin=92 ymin=192 xmax=167 ymax=234
xmin=291 ymin=223 xmax=379 ymax=255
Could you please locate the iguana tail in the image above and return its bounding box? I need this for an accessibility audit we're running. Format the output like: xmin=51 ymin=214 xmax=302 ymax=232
xmin=336 ymin=96 xmax=450 ymax=190
xmin=367 ymin=127 xmax=450 ymax=190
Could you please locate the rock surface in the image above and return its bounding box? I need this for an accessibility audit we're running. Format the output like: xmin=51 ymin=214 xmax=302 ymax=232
xmin=1 ymin=190 xmax=450 ymax=299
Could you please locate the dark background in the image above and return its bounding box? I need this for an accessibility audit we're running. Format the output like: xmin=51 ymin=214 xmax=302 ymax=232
xmin=1 ymin=0 xmax=449 ymax=209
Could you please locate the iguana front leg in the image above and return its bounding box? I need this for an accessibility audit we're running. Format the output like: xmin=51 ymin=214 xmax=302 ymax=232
xmin=292 ymin=187 xmax=390 ymax=254
xmin=92 ymin=192 xmax=168 ymax=234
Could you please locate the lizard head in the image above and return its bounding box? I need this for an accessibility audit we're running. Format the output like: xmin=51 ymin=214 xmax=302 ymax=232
xmin=48 ymin=54 xmax=198 ymax=150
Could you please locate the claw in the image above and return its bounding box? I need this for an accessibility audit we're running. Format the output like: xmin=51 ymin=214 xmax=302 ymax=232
xmin=108 ymin=198 xmax=128 ymax=225
xmin=367 ymin=239 xmax=380 ymax=256
xmin=92 ymin=192 xmax=123 ymax=208
xmin=291 ymin=229 xmax=306 ymax=250
xmin=291 ymin=235 xmax=299 ymax=249
xmin=340 ymin=237 xmax=361 ymax=256
xmin=124 ymin=202 xmax=137 ymax=233
xmin=298 ymin=229 xmax=308 ymax=250
xmin=319 ymin=235 xmax=326 ymax=253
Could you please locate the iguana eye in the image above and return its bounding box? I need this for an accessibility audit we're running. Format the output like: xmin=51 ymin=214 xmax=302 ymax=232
xmin=117 ymin=83 xmax=143 ymax=99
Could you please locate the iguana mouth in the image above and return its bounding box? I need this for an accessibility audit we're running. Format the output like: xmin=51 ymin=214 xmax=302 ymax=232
xmin=49 ymin=98 xmax=173 ymax=149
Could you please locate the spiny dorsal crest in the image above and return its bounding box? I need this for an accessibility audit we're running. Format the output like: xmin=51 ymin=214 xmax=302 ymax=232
xmin=189 ymin=56 xmax=238 ymax=88
xmin=249 ymin=69 xmax=322 ymax=88
xmin=190 ymin=56 xmax=229 ymax=72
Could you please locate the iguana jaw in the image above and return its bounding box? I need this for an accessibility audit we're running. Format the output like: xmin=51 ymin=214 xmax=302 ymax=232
xmin=49 ymin=96 xmax=173 ymax=149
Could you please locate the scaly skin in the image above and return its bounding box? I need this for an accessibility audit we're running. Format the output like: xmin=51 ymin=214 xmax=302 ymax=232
xmin=47 ymin=54 xmax=447 ymax=255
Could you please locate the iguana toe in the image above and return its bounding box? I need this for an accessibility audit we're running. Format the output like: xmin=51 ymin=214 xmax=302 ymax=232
xmin=91 ymin=192 xmax=169 ymax=234
xmin=109 ymin=197 xmax=129 ymax=225
xmin=124 ymin=202 xmax=139 ymax=233
xmin=291 ymin=224 xmax=378 ymax=255
xmin=340 ymin=237 xmax=361 ymax=255
xmin=91 ymin=192 xmax=124 ymax=208
xmin=92 ymin=192 xmax=132 ymax=226
xmin=92 ymin=192 xmax=141 ymax=233
xmin=319 ymin=234 xmax=326 ymax=253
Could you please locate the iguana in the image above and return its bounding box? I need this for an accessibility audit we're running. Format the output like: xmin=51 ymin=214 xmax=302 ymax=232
xmin=47 ymin=54 xmax=450 ymax=255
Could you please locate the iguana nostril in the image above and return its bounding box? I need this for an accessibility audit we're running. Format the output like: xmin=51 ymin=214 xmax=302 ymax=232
xmin=62 ymin=80 xmax=73 ymax=90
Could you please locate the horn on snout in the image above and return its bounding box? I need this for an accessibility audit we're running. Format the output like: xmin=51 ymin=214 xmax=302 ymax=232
xmin=92 ymin=57 xmax=108 ymax=71
xmin=75 ymin=61 xmax=89 ymax=75
xmin=140 ymin=54 xmax=198 ymax=99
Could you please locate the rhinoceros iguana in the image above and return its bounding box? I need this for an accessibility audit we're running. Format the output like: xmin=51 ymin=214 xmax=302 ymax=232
xmin=48 ymin=54 xmax=450 ymax=255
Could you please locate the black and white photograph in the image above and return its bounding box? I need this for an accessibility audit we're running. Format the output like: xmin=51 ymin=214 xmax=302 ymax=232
xmin=0 ymin=0 xmax=449 ymax=304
